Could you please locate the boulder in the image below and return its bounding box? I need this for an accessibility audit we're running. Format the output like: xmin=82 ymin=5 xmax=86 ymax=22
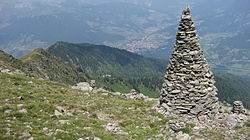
xmin=176 ymin=133 xmax=190 ymax=140
xmin=122 ymin=89 xmax=149 ymax=100
xmin=72 ymin=82 xmax=93 ymax=92
xmin=168 ymin=120 xmax=186 ymax=132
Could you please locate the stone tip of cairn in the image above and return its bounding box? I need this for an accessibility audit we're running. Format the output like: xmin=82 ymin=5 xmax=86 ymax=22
xmin=182 ymin=7 xmax=191 ymax=16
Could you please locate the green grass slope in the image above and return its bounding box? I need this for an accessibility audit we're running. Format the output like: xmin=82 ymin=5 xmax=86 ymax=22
xmin=0 ymin=73 xmax=249 ymax=139
xmin=0 ymin=72 xmax=173 ymax=139
xmin=47 ymin=42 xmax=166 ymax=78
xmin=19 ymin=48 xmax=89 ymax=85
xmin=0 ymin=50 xmax=37 ymax=75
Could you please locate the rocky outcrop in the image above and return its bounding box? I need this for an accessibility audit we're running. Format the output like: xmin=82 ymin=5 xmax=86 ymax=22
xmin=160 ymin=8 xmax=220 ymax=117
xmin=72 ymin=82 xmax=93 ymax=92
xmin=103 ymin=123 xmax=128 ymax=135
xmin=0 ymin=67 xmax=25 ymax=75
xmin=122 ymin=89 xmax=151 ymax=101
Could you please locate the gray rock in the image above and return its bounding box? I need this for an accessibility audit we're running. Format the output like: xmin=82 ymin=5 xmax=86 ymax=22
xmin=59 ymin=120 xmax=69 ymax=125
xmin=18 ymin=109 xmax=27 ymax=113
xmin=94 ymin=137 xmax=102 ymax=140
xmin=19 ymin=132 xmax=31 ymax=138
xmin=55 ymin=110 xmax=63 ymax=116
xmin=28 ymin=137 xmax=34 ymax=140
xmin=92 ymin=88 xmax=108 ymax=93
xmin=72 ymin=82 xmax=93 ymax=92
xmin=111 ymin=92 xmax=122 ymax=96
xmin=90 ymin=80 xmax=96 ymax=87
xmin=176 ymin=133 xmax=190 ymax=140
xmin=4 ymin=110 xmax=12 ymax=113
xmin=57 ymin=105 xmax=66 ymax=111
xmin=66 ymin=112 xmax=73 ymax=116
xmin=101 ymin=93 xmax=109 ymax=96
xmin=168 ymin=120 xmax=186 ymax=132
xmin=104 ymin=123 xmax=128 ymax=135
xmin=122 ymin=89 xmax=149 ymax=100
xmin=171 ymin=90 xmax=181 ymax=94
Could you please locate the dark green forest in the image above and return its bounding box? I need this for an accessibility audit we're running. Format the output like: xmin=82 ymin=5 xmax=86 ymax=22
xmin=96 ymin=74 xmax=250 ymax=109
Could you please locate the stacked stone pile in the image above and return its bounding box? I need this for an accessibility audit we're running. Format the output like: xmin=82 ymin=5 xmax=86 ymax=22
xmin=160 ymin=8 xmax=220 ymax=117
xmin=232 ymin=101 xmax=249 ymax=115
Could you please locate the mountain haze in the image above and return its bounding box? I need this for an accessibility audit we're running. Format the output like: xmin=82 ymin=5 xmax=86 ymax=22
xmin=0 ymin=0 xmax=249 ymax=76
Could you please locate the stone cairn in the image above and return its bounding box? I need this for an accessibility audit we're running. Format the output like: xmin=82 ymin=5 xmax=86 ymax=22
xmin=232 ymin=101 xmax=248 ymax=115
xmin=160 ymin=8 xmax=220 ymax=118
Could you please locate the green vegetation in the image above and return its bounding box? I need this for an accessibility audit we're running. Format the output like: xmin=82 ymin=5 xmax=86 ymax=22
xmin=0 ymin=50 xmax=38 ymax=76
xmin=1 ymin=49 xmax=89 ymax=85
xmin=97 ymin=73 xmax=250 ymax=109
xmin=47 ymin=42 xmax=166 ymax=78
xmin=20 ymin=48 xmax=89 ymax=85
xmin=214 ymin=73 xmax=250 ymax=109
xmin=1 ymin=72 xmax=248 ymax=139
xmin=0 ymin=73 xmax=173 ymax=139
xmin=97 ymin=76 xmax=163 ymax=98
xmin=244 ymin=120 xmax=250 ymax=127
xmin=2 ymin=45 xmax=250 ymax=109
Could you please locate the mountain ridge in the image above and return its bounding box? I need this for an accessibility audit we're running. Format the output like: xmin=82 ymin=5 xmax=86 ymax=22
xmin=47 ymin=41 xmax=167 ymax=78
xmin=20 ymin=47 xmax=89 ymax=85
xmin=0 ymin=42 xmax=249 ymax=108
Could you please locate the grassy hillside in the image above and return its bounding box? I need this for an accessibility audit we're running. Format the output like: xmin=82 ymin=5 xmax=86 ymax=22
xmin=0 ymin=50 xmax=41 ymax=77
xmin=2 ymin=45 xmax=249 ymax=108
xmin=47 ymin=42 xmax=166 ymax=78
xmin=46 ymin=42 xmax=250 ymax=107
xmin=0 ymin=50 xmax=24 ymax=71
xmin=20 ymin=48 xmax=89 ymax=85
xmin=0 ymin=72 xmax=249 ymax=139
xmin=0 ymin=72 xmax=172 ymax=139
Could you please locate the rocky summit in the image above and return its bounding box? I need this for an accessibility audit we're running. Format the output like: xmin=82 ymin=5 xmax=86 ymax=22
xmin=160 ymin=8 xmax=220 ymax=117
